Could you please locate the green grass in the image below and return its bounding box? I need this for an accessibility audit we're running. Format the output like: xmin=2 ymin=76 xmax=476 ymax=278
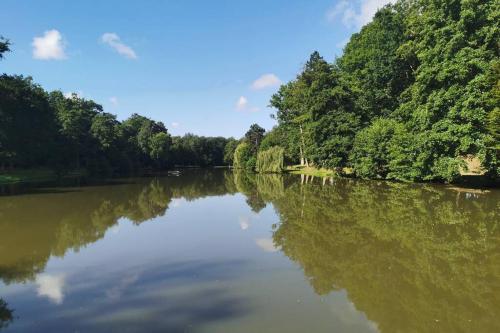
xmin=285 ymin=165 xmax=354 ymax=178
xmin=0 ymin=169 xmax=58 ymax=185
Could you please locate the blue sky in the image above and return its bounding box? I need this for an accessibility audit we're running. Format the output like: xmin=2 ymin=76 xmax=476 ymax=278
xmin=0 ymin=0 xmax=393 ymax=138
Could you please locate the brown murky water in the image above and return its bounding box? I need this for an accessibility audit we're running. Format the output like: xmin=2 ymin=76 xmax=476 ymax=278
xmin=0 ymin=170 xmax=499 ymax=332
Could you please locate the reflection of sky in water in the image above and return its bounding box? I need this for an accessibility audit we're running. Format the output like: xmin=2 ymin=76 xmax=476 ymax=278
xmin=255 ymin=238 xmax=279 ymax=252
xmin=1 ymin=172 xmax=498 ymax=332
xmin=1 ymin=188 xmax=375 ymax=332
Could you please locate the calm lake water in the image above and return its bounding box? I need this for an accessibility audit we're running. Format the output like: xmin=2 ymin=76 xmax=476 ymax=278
xmin=0 ymin=170 xmax=499 ymax=333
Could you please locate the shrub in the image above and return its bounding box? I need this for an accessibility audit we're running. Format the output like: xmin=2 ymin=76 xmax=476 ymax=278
xmin=350 ymin=119 xmax=404 ymax=179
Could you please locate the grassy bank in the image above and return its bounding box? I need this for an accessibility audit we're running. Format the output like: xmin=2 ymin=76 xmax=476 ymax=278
xmin=285 ymin=165 xmax=497 ymax=188
xmin=0 ymin=169 xmax=87 ymax=185
xmin=0 ymin=169 xmax=58 ymax=185
xmin=285 ymin=165 xmax=354 ymax=178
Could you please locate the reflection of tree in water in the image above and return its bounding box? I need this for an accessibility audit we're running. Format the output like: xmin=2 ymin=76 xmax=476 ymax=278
xmin=0 ymin=299 xmax=14 ymax=330
xmin=2 ymin=170 xmax=499 ymax=332
xmin=233 ymin=171 xmax=267 ymax=213
xmin=0 ymin=170 xmax=237 ymax=285
xmin=265 ymin=178 xmax=500 ymax=333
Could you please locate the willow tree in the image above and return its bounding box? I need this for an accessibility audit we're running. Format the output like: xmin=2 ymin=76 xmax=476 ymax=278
xmin=256 ymin=146 xmax=284 ymax=173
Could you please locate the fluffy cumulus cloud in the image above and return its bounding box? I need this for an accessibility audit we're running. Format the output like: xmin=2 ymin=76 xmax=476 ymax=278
xmin=171 ymin=122 xmax=180 ymax=128
xmin=251 ymin=73 xmax=281 ymax=90
xmin=101 ymin=33 xmax=137 ymax=59
xmin=327 ymin=0 xmax=396 ymax=29
xmin=32 ymin=29 xmax=67 ymax=60
xmin=235 ymin=96 xmax=260 ymax=112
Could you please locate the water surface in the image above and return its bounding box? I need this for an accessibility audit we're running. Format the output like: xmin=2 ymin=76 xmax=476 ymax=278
xmin=0 ymin=170 xmax=499 ymax=332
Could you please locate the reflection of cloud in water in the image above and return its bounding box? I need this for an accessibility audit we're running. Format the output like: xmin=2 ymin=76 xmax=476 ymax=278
xmin=239 ymin=216 xmax=250 ymax=230
xmin=171 ymin=199 xmax=182 ymax=208
xmin=36 ymin=273 xmax=65 ymax=304
xmin=109 ymin=225 xmax=121 ymax=234
xmin=331 ymin=292 xmax=379 ymax=332
xmin=43 ymin=260 xmax=252 ymax=332
xmin=255 ymin=238 xmax=279 ymax=252
xmin=106 ymin=273 xmax=140 ymax=300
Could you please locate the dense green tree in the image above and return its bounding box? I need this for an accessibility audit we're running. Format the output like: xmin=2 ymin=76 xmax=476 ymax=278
xmin=49 ymin=91 xmax=103 ymax=169
xmin=244 ymin=123 xmax=265 ymax=154
xmin=350 ymin=119 xmax=406 ymax=179
xmin=149 ymin=132 xmax=171 ymax=166
xmin=269 ymin=0 xmax=499 ymax=182
xmin=391 ymin=0 xmax=500 ymax=180
xmin=0 ymin=75 xmax=57 ymax=169
xmin=233 ymin=142 xmax=254 ymax=170
xmin=170 ymin=134 xmax=229 ymax=167
xmin=271 ymin=52 xmax=359 ymax=168
xmin=90 ymin=112 xmax=121 ymax=150
xmin=0 ymin=36 xmax=10 ymax=59
xmin=339 ymin=3 xmax=415 ymax=122
xmin=223 ymin=138 xmax=238 ymax=165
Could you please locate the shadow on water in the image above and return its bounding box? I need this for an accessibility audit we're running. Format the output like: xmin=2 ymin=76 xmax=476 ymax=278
xmin=0 ymin=169 xmax=499 ymax=332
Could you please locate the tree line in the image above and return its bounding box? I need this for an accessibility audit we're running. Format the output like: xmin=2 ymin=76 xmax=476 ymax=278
xmin=0 ymin=37 xmax=235 ymax=176
xmin=2 ymin=0 xmax=499 ymax=182
xmin=263 ymin=0 xmax=499 ymax=182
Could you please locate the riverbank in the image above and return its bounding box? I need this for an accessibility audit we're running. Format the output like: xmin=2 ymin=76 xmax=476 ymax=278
xmin=285 ymin=165 xmax=498 ymax=188
xmin=0 ymin=169 xmax=57 ymax=185
xmin=285 ymin=165 xmax=354 ymax=178
xmin=0 ymin=169 xmax=87 ymax=185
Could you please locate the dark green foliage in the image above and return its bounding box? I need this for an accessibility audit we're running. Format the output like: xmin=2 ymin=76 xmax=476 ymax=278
xmin=350 ymin=119 xmax=405 ymax=179
xmin=339 ymin=3 xmax=415 ymax=122
xmin=256 ymin=146 xmax=284 ymax=173
xmin=0 ymin=44 xmax=234 ymax=175
xmin=170 ymin=134 xmax=229 ymax=167
xmin=233 ymin=142 xmax=254 ymax=170
xmin=223 ymin=138 xmax=238 ymax=165
xmin=270 ymin=0 xmax=499 ymax=182
xmin=271 ymin=52 xmax=359 ymax=169
xmin=245 ymin=123 xmax=265 ymax=154
xmin=0 ymin=36 xmax=10 ymax=59
xmin=0 ymin=75 xmax=58 ymax=169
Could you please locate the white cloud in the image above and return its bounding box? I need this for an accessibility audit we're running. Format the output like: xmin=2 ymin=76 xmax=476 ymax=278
xmin=327 ymin=0 xmax=396 ymax=29
xmin=101 ymin=33 xmax=137 ymax=59
xmin=239 ymin=216 xmax=250 ymax=230
xmin=236 ymin=96 xmax=248 ymax=110
xmin=171 ymin=122 xmax=180 ymax=128
xmin=109 ymin=96 xmax=119 ymax=106
xmin=255 ymin=238 xmax=279 ymax=253
xmin=235 ymin=96 xmax=260 ymax=112
xmin=36 ymin=273 xmax=66 ymax=304
xmin=251 ymin=73 xmax=281 ymax=90
xmin=32 ymin=29 xmax=67 ymax=60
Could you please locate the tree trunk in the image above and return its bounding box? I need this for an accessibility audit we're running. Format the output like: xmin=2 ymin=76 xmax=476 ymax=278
xmin=299 ymin=124 xmax=307 ymax=166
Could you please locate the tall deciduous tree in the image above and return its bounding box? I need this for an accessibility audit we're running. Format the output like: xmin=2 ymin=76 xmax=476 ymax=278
xmin=245 ymin=124 xmax=265 ymax=154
